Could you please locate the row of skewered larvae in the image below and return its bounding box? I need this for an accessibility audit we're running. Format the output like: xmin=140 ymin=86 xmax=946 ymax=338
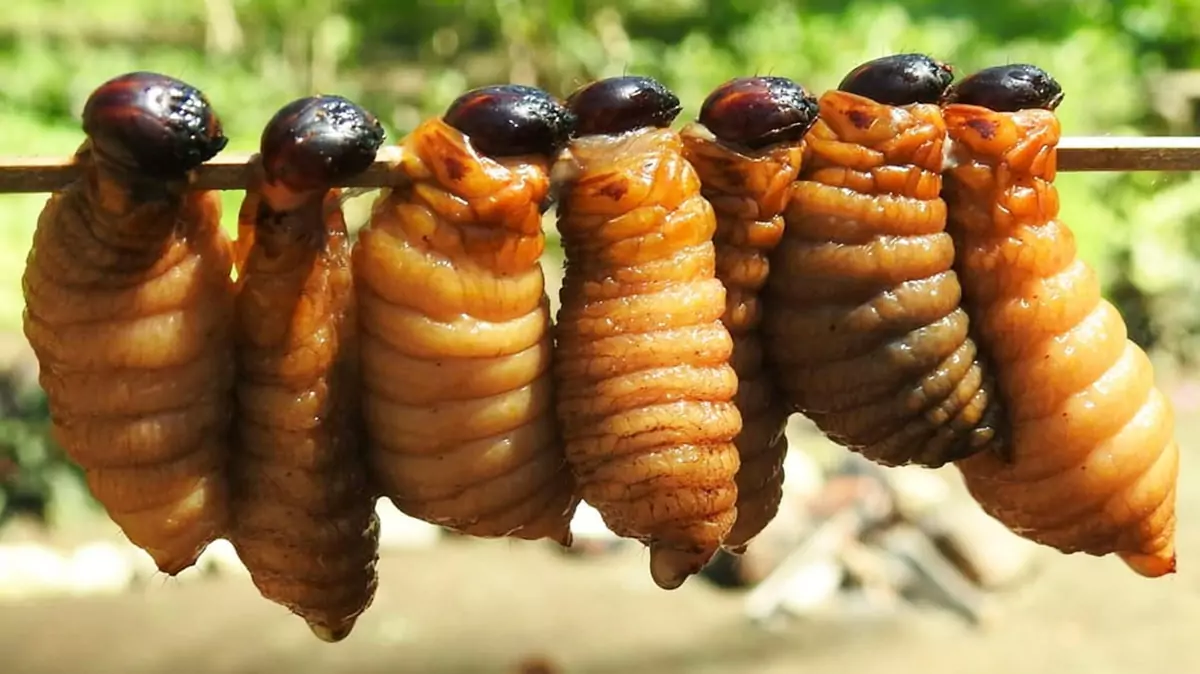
xmin=21 ymin=53 xmax=1179 ymax=638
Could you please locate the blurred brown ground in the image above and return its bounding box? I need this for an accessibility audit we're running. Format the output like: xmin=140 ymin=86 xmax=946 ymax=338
xmin=1 ymin=411 xmax=1197 ymax=674
xmin=0 ymin=321 xmax=1196 ymax=674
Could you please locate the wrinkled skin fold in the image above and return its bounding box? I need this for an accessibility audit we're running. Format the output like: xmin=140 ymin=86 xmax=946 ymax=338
xmin=355 ymin=118 xmax=578 ymax=543
xmin=942 ymin=103 xmax=1179 ymax=578
xmin=230 ymin=166 xmax=380 ymax=642
xmin=763 ymin=90 xmax=1006 ymax=468
xmin=22 ymin=146 xmax=235 ymax=574
xmin=553 ymin=126 xmax=742 ymax=589
xmin=680 ymin=123 xmax=798 ymax=552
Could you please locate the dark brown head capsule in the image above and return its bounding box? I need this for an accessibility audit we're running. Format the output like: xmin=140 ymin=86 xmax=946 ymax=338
xmin=82 ymin=71 xmax=228 ymax=178
xmin=566 ymin=76 xmax=682 ymax=136
xmin=942 ymin=64 xmax=1064 ymax=112
xmin=838 ymin=53 xmax=955 ymax=106
xmin=698 ymin=76 xmax=819 ymax=150
xmin=443 ymin=84 xmax=576 ymax=158
xmin=260 ymin=95 xmax=386 ymax=192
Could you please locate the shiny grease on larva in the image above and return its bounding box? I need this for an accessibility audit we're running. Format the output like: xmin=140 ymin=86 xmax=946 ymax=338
xmin=23 ymin=72 xmax=237 ymax=576
xmin=682 ymin=75 xmax=814 ymax=550
xmin=355 ymin=82 xmax=579 ymax=546
xmin=232 ymin=94 xmax=382 ymax=642
xmin=762 ymin=54 xmax=1006 ymax=469
xmin=556 ymin=74 xmax=742 ymax=589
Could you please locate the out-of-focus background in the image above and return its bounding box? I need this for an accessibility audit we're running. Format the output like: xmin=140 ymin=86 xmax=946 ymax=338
xmin=1 ymin=1 xmax=1199 ymax=672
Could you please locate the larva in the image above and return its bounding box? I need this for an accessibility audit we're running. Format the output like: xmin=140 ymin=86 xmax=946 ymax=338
xmin=941 ymin=64 xmax=1179 ymax=577
xmin=21 ymin=72 xmax=235 ymax=574
xmin=553 ymin=76 xmax=742 ymax=590
xmin=762 ymin=54 xmax=1007 ymax=468
xmin=230 ymin=96 xmax=384 ymax=642
xmin=356 ymin=85 xmax=579 ymax=544
xmin=679 ymin=77 xmax=818 ymax=551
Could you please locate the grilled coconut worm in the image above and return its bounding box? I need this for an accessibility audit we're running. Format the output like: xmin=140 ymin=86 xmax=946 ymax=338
xmin=22 ymin=72 xmax=236 ymax=574
xmin=355 ymin=84 xmax=580 ymax=544
xmin=553 ymin=75 xmax=743 ymax=589
xmin=942 ymin=64 xmax=1178 ymax=578
xmin=680 ymin=76 xmax=819 ymax=551
xmin=762 ymin=53 xmax=1008 ymax=468
xmin=230 ymin=95 xmax=385 ymax=642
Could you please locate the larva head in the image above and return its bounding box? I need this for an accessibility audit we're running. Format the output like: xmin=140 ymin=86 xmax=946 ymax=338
xmin=260 ymin=95 xmax=386 ymax=192
xmin=698 ymin=76 xmax=820 ymax=150
xmin=942 ymin=64 xmax=1063 ymax=112
xmin=566 ymin=76 xmax=682 ymax=136
xmin=443 ymin=84 xmax=576 ymax=158
xmin=838 ymin=53 xmax=955 ymax=106
xmin=82 ymin=71 xmax=228 ymax=178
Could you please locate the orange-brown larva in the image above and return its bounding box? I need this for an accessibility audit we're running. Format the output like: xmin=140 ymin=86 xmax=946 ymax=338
xmin=679 ymin=76 xmax=818 ymax=551
xmin=21 ymin=72 xmax=235 ymax=575
xmin=355 ymin=84 xmax=579 ymax=545
xmin=229 ymin=95 xmax=384 ymax=642
xmin=762 ymin=53 xmax=1007 ymax=469
xmin=942 ymin=64 xmax=1178 ymax=578
xmin=553 ymin=75 xmax=743 ymax=589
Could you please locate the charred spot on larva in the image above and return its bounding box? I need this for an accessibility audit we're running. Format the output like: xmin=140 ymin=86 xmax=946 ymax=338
xmin=82 ymin=71 xmax=228 ymax=178
xmin=966 ymin=117 xmax=998 ymax=140
xmin=698 ymin=76 xmax=820 ymax=150
xmin=838 ymin=53 xmax=955 ymax=106
xmin=444 ymin=84 xmax=576 ymax=158
xmin=942 ymin=64 xmax=1064 ymax=112
xmin=566 ymin=76 xmax=682 ymax=136
xmin=260 ymin=95 xmax=386 ymax=192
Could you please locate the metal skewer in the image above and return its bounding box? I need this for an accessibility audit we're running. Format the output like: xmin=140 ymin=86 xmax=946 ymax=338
xmin=0 ymin=136 xmax=1197 ymax=194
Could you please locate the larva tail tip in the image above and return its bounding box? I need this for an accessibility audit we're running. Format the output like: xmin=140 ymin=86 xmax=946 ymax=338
xmin=648 ymin=542 xmax=716 ymax=590
xmin=150 ymin=547 xmax=205 ymax=577
xmin=1119 ymin=550 xmax=1176 ymax=578
xmin=308 ymin=620 xmax=356 ymax=643
xmin=552 ymin=528 xmax=574 ymax=549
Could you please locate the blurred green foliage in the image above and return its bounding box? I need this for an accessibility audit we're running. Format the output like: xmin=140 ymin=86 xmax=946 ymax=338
xmin=2 ymin=0 xmax=1200 ymax=522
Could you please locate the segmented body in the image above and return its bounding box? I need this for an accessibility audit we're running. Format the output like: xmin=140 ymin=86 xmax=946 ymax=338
xmin=554 ymin=126 xmax=742 ymax=586
xmin=680 ymin=124 xmax=799 ymax=550
xmin=22 ymin=151 xmax=235 ymax=574
xmin=942 ymin=103 xmax=1178 ymax=577
xmin=356 ymin=118 xmax=578 ymax=543
xmin=230 ymin=169 xmax=379 ymax=641
xmin=763 ymin=91 xmax=1005 ymax=467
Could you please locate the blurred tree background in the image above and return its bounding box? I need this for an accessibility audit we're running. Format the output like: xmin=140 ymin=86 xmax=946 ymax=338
xmin=2 ymin=0 xmax=1200 ymax=522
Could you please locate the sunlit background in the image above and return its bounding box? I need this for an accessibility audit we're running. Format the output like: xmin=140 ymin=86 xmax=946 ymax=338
xmin=0 ymin=1 xmax=1198 ymax=672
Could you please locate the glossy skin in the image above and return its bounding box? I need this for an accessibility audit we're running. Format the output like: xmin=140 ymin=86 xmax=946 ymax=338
xmin=762 ymin=55 xmax=1007 ymax=468
xmin=680 ymin=77 xmax=817 ymax=551
xmin=356 ymin=86 xmax=580 ymax=547
xmin=942 ymin=63 xmax=1064 ymax=112
xmin=555 ymin=76 xmax=742 ymax=589
xmin=22 ymin=72 xmax=235 ymax=575
xmin=698 ymin=77 xmax=819 ymax=150
xmin=82 ymin=71 xmax=227 ymax=177
xmin=565 ymin=76 xmax=682 ymax=135
xmin=943 ymin=66 xmax=1178 ymax=578
xmin=231 ymin=95 xmax=384 ymax=642
xmin=444 ymin=85 xmax=576 ymax=157
xmin=838 ymin=53 xmax=954 ymax=106
xmin=258 ymin=95 xmax=386 ymax=193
